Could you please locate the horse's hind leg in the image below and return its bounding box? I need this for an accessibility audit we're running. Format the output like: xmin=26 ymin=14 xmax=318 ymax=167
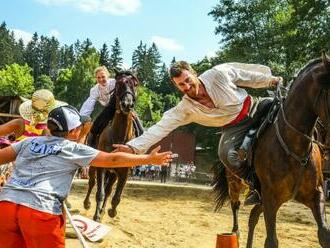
xmin=246 ymin=204 xmax=263 ymax=248
xmin=305 ymin=185 xmax=330 ymax=247
xmin=83 ymin=166 xmax=96 ymax=210
xmin=228 ymin=178 xmax=243 ymax=234
xmin=108 ymin=170 xmax=128 ymax=218
xmin=230 ymin=200 xmax=240 ymax=234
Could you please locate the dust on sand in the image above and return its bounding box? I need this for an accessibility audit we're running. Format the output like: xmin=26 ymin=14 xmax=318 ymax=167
xmin=66 ymin=180 xmax=329 ymax=248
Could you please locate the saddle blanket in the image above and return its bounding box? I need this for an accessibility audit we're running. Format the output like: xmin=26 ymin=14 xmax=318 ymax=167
xmin=71 ymin=214 xmax=111 ymax=242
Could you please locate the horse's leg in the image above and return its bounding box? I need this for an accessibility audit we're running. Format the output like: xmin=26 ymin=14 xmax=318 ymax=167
xmin=262 ymin=194 xmax=280 ymax=248
xmin=246 ymin=204 xmax=263 ymax=248
xmin=83 ymin=166 xmax=96 ymax=210
xmin=304 ymin=185 xmax=330 ymax=248
xmin=228 ymin=178 xmax=243 ymax=234
xmin=230 ymin=201 xmax=240 ymax=233
xmin=108 ymin=169 xmax=128 ymax=218
xmin=100 ymin=172 xmax=117 ymax=218
xmin=93 ymin=168 xmax=105 ymax=222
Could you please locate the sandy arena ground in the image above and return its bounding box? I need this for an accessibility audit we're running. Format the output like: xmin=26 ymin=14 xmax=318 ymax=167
xmin=65 ymin=180 xmax=329 ymax=248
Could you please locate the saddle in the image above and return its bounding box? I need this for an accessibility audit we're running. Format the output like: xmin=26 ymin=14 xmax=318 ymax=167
xmin=238 ymin=96 xmax=281 ymax=168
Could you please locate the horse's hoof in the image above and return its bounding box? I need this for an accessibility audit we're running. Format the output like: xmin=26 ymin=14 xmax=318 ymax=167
xmin=93 ymin=215 xmax=101 ymax=223
xmin=100 ymin=210 xmax=105 ymax=219
xmin=318 ymin=228 xmax=330 ymax=247
xmin=108 ymin=209 xmax=117 ymax=218
xmin=83 ymin=200 xmax=91 ymax=210
xmin=232 ymin=230 xmax=240 ymax=237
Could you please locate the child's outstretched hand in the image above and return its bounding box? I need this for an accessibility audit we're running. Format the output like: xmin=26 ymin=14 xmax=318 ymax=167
xmin=147 ymin=146 xmax=173 ymax=166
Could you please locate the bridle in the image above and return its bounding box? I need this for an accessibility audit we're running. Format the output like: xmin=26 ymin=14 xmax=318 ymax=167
xmin=273 ymin=81 xmax=314 ymax=166
xmin=114 ymin=74 xmax=137 ymax=113
xmin=274 ymin=76 xmax=330 ymax=167
xmin=273 ymin=74 xmax=330 ymax=199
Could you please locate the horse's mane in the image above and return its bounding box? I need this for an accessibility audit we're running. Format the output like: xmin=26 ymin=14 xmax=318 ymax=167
xmin=115 ymin=70 xmax=139 ymax=84
xmin=286 ymin=57 xmax=323 ymax=93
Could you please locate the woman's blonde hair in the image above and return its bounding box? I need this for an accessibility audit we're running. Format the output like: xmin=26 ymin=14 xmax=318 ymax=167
xmin=94 ymin=66 xmax=110 ymax=77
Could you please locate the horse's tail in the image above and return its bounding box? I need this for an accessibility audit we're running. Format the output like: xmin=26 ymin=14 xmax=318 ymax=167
xmin=212 ymin=160 xmax=230 ymax=211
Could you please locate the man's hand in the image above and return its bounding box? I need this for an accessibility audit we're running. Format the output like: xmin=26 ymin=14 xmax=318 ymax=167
xmin=112 ymin=144 xmax=135 ymax=154
xmin=147 ymin=146 xmax=173 ymax=166
xmin=269 ymin=76 xmax=283 ymax=87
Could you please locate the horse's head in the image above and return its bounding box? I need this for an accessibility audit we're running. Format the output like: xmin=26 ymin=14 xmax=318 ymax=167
xmin=114 ymin=70 xmax=139 ymax=114
xmin=287 ymin=52 xmax=330 ymax=126
xmin=312 ymin=52 xmax=330 ymax=125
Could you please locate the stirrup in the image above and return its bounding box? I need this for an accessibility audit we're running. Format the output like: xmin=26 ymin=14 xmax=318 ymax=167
xmin=244 ymin=190 xmax=261 ymax=206
xmin=237 ymin=148 xmax=248 ymax=161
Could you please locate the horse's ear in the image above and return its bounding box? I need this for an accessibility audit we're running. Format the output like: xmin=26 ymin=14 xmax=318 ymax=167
xmin=317 ymin=51 xmax=330 ymax=88
xmin=322 ymin=50 xmax=330 ymax=70
xmin=113 ymin=67 xmax=120 ymax=78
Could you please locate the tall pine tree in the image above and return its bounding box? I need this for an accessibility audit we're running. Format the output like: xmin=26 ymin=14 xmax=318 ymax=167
xmin=0 ymin=22 xmax=16 ymax=69
xmin=99 ymin=43 xmax=111 ymax=69
xmin=109 ymin=38 xmax=123 ymax=69
xmin=24 ymin=32 xmax=42 ymax=82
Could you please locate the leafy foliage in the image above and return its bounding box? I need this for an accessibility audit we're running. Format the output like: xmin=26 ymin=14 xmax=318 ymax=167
xmin=0 ymin=63 xmax=34 ymax=97
xmin=35 ymin=74 xmax=54 ymax=91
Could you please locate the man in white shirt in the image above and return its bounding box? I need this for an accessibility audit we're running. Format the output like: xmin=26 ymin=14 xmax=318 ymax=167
xmin=80 ymin=66 xmax=143 ymax=147
xmin=114 ymin=61 xmax=282 ymax=204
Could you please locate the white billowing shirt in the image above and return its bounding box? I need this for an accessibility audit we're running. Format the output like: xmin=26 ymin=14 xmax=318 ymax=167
xmin=79 ymin=79 xmax=116 ymax=117
xmin=127 ymin=62 xmax=276 ymax=153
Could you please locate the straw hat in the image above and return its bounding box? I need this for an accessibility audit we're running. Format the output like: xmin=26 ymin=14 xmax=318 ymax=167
xmin=19 ymin=89 xmax=67 ymax=125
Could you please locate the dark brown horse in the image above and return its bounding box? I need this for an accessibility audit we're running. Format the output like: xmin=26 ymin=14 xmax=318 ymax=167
xmin=214 ymin=52 xmax=330 ymax=248
xmin=83 ymin=71 xmax=140 ymax=222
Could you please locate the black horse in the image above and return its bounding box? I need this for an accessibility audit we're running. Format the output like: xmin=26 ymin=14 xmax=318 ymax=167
xmin=214 ymin=52 xmax=330 ymax=247
xmin=83 ymin=71 xmax=140 ymax=222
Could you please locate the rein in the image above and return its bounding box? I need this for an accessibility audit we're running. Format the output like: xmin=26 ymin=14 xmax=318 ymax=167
xmin=274 ymin=81 xmax=314 ymax=166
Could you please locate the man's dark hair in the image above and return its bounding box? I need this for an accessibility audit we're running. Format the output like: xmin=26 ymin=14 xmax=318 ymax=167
xmin=47 ymin=121 xmax=69 ymax=137
xmin=169 ymin=61 xmax=197 ymax=79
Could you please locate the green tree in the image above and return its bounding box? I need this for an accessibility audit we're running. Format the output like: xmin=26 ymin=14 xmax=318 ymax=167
xmin=99 ymin=43 xmax=111 ymax=69
xmin=14 ymin=39 xmax=25 ymax=65
xmin=24 ymin=32 xmax=42 ymax=82
xmin=209 ymin=0 xmax=330 ymax=79
xmin=54 ymin=68 xmax=73 ymax=101
xmin=39 ymin=36 xmax=60 ymax=80
xmin=132 ymin=41 xmax=162 ymax=88
xmin=59 ymin=44 xmax=75 ymax=69
xmin=0 ymin=22 xmax=16 ymax=69
xmin=35 ymin=74 xmax=54 ymax=91
xmin=109 ymin=38 xmax=123 ymax=69
xmin=135 ymin=86 xmax=164 ymax=127
xmin=0 ymin=63 xmax=34 ymax=97
xmin=66 ymin=49 xmax=99 ymax=108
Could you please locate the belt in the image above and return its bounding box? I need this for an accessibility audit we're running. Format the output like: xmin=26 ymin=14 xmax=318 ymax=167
xmin=224 ymin=95 xmax=252 ymax=127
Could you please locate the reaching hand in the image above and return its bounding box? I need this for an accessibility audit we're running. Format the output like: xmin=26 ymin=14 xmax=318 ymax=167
xmin=147 ymin=146 xmax=173 ymax=166
xmin=112 ymin=144 xmax=135 ymax=153
xmin=269 ymin=76 xmax=283 ymax=87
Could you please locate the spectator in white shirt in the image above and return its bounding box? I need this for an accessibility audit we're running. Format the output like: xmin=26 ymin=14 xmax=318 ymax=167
xmin=113 ymin=61 xmax=282 ymax=205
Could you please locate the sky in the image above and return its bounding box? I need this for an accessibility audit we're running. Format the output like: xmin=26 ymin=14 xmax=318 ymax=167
xmin=1 ymin=0 xmax=221 ymax=68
